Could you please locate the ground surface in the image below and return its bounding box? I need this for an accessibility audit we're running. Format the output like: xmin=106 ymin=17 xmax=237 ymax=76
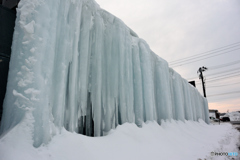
xmin=0 ymin=120 xmax=239 ymax=160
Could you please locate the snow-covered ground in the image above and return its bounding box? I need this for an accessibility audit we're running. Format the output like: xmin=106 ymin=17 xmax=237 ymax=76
xmin=0 ymin=119 xmax=239 ymax=160
xmin=227 ymin=112 xmax=240 ymax=121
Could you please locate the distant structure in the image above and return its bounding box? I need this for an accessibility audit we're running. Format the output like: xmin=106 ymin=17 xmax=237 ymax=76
xmin=209 ymin=109 xmax=219 ymax=119
xmin=188 ymin=81 xmax=196 ymax=87
xmin=0 ymin=0 xmax=20 ymax=123
xmin=1 ymin=0 xmax=20 ymax=9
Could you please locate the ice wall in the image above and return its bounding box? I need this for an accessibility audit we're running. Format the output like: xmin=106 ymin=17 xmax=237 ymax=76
xmin=0 ymin=0 xmax=209 ymax=147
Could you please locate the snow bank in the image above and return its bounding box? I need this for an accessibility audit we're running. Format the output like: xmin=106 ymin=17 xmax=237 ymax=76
xmin=0 ymin=120 xmax=239 ymax=160
xmin=226 ymin=112 xmax=240 ymax=121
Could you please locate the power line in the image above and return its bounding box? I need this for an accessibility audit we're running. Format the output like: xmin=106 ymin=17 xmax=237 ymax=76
xmin=170 ymin=48 xmax=240 ymax=68
xmin=195 ymin=72 xmax=240 ymax=83
xmin=208 ymin=60 xmax=240 ymax=70
xmin=206 ymin=82 xmax=240 ymax=88
xmin=169 ymin=42 xmax=240 ymax=63
xmin=186 ymin=67 xmax=240 ymax=80
xmin=207 ymin=91 xmax=240 ymax=97
xmin=205 ymin=69 xmax=240 ymax=79
xmin=206 ymin=72 xmax=240 ymax=81
xmin=206 ymin=75 xmax=240 ymax=83
xmin=170 ymin=43 xmax=240 ymax=64
xmin=185 ymin=61 xmax=240 ymax=80
xmin=170 ymin=47 xmax=240 ymax=66
xmin=207 ymin=96 xmax=237 ymax=100
xmin=196 ymin=74 xmax=240 ymax=84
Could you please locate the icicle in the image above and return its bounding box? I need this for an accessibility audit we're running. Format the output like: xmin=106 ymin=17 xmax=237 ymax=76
xmin=0 ymin=0 xmax=209 ymax=147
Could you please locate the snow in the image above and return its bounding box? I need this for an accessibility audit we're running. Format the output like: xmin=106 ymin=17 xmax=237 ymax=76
xmin=23 ymin=20 xmax=35 ymax=34
xmin=226 ymin=112 xmax=240 ymax=121
xmin=1 ymin=0 xmax=209 ymax=148
xmin=0 ymin=119 xmax=239 ymax=160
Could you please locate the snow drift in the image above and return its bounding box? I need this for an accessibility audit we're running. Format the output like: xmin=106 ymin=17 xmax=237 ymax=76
xmin=0 ymin=0 xmax=209 ymax=147
xmin=1 ymin=120 xmax=239 ymax=160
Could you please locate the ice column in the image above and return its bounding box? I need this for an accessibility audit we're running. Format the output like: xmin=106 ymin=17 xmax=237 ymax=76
xmin=0 ymin=0 xmax=209 ymax=147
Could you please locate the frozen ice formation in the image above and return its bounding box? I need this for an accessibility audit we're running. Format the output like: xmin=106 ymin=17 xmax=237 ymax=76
xmin=0 ymin=0 xmax=209 ymax=147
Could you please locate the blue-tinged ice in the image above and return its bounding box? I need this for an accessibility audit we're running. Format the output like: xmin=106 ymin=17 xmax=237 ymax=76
xmin=0 ymin=0 xmax=209 ymax=147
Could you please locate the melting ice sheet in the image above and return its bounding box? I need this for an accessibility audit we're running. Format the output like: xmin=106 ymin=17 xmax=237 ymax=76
xmin=0 ymin=0 xmax=209 ymax=147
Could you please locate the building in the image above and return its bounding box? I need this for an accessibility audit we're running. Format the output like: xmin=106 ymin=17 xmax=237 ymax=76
xmin=1 ymin=0 xmax=20 ymax=9
xmin=209 ymin=109 xmax=219 ymax=119
xmin=0 ymin=0 xmax=20 ymax=123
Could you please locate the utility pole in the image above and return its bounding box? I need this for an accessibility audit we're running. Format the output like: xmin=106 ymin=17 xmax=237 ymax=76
xmin=197 ymin=66 xmax=208 ymax=98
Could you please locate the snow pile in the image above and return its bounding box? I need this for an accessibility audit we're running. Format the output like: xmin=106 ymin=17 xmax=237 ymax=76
xmin=0 ymin=119 xmax=239 ymax=160
xmin=1 ymin=0 xmax=208 ymax=147
xmin=226 ymin=112 xmax=240 ymax=121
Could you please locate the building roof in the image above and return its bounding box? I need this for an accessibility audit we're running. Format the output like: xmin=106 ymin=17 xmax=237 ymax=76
xmin=209 ymin=109 xmax=218 ymax=112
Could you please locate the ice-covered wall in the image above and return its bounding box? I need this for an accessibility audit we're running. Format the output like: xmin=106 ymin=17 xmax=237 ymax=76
xmin=0 ymin=0 xmax=209 ymax=147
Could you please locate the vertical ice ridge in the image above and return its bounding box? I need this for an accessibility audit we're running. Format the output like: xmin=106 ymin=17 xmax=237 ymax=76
xmin=0 ymin=0 xmax=209 ymax=147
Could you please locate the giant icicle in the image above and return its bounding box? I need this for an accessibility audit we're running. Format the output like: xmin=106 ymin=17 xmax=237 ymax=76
xmin=0 ymin=0 xmax=209 ymax=147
